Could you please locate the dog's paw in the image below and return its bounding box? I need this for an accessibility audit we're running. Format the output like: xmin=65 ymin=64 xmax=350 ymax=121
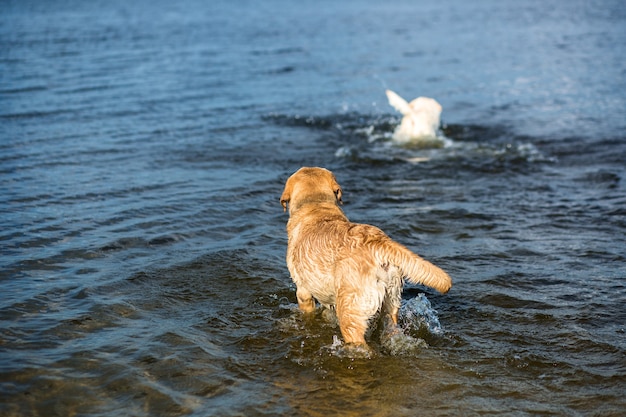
xmin=320 ymin=335 xmax=375 ymax=359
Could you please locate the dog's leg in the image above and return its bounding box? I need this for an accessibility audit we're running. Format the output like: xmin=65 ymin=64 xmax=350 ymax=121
xmin=387 ymin=307 xmax=399 ymax=326
xmin=336 ymin=289 xmax=369 ymax=346
xmin=383 ymin=290 xmax=402 ymax=327
xmin=336 ymin=313 xmax=368 ymax=346
xmin=296 ymin=287 xmax=316 ymax=313
xmin=380 ymin=266 xmax=403 ymax=327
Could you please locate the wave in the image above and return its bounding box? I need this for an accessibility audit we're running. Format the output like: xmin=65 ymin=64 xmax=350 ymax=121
xmin=264 ymin=112 xmax=556 ymax=170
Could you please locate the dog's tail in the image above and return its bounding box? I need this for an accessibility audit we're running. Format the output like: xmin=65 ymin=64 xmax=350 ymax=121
xmin=375 ymin=238 xmax=452 ymax=294
xmin=386 ymin=89 xmax=412 ymax=116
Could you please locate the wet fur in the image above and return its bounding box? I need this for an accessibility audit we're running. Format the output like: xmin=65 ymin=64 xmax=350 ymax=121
xmin=386 ymin=89 xmax=442 ymax=143
xmin=280 ymin=167 xmax=452 ymax=346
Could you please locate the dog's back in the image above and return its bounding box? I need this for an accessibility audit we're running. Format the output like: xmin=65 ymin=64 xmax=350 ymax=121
xmin=287 ymin=205 xmax=450 ymax=301
xmin=288 ymin=210 xmax=450 ymax=290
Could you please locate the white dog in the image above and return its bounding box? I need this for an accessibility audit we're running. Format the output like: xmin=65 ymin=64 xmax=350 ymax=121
xmin=386 ymin=89 xmax=442 ymax=144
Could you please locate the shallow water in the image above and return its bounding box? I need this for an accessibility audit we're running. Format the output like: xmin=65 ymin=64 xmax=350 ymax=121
xmin=1 ymin=0 xmax=625 ymax=416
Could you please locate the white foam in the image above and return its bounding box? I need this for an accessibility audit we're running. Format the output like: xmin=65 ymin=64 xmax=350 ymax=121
xmin=400 ymin=293 xmax=443 ymax=335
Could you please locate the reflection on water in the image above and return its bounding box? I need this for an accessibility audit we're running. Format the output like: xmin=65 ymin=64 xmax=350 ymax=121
xmin=1 ymin=0 xmax=625 ymax=415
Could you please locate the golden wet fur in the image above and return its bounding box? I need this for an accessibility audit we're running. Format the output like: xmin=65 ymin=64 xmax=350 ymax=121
xmin=280 ymin=167 xmax=452 ymax=346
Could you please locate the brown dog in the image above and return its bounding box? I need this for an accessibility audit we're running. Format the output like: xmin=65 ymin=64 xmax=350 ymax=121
xmin=280 ymin=167 xmax=452 ymax=347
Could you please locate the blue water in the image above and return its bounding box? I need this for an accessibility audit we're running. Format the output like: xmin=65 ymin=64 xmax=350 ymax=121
xmin=1 ymin=0 xmax=625 ymax=415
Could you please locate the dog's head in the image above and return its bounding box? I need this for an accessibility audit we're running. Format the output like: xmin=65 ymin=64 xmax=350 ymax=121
xmin=280 ymin=167 xmax=343 ymax=213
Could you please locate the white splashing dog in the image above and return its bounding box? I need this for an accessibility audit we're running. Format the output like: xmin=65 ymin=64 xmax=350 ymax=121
xmin=385 ymin=89 xmax=442 ymax=144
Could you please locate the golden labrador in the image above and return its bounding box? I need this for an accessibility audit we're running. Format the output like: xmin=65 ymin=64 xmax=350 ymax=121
xmin=280 ymin=167 xmax=452 ymax=347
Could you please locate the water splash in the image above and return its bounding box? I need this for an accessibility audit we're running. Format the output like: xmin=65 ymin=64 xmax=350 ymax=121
xmin=284 ymin=294 xmax=444 ymax=359
xmin=376 ymin=294 xmax=443 ymax=356
xmin=380 ymin=330 xmax=429 ymax=356
xmin=266 ymin=111 xmax=553 ymax=166
xmin=399 ymin=293 xmax=443 ymax=336
xmin=319 ymin=335 xmax=375 ymax=359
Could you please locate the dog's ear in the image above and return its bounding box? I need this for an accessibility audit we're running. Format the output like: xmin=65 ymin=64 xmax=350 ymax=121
xmin=280 ymin=182 xmax=291 ymax=212
xmin=280 ymin=196 xmax=289 ymax=211
xmin=332 ymin=176 xmax=343 ymax=205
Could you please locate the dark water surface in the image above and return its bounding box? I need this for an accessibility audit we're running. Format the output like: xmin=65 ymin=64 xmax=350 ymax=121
xmin=2 ymin=0 xmax=625 ymax=415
